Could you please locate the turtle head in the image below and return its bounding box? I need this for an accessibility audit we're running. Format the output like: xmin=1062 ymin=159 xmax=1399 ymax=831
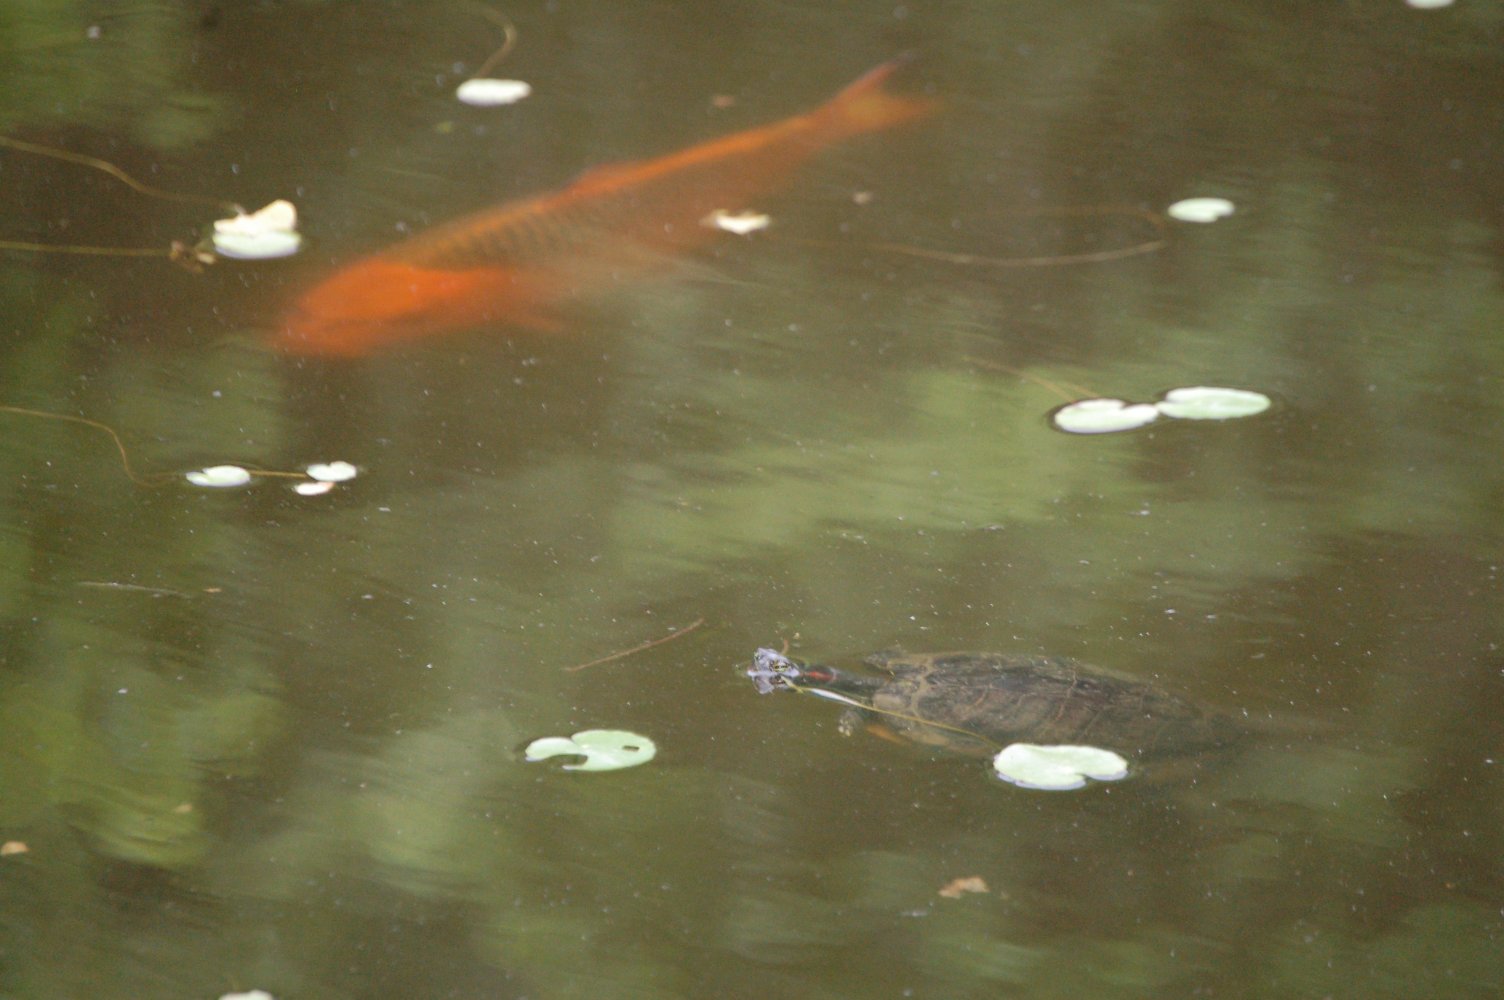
xmin=748 ymin=648 xmax=804 ymax=694
xmin=748 ymin=648 xmax=841 ymax=694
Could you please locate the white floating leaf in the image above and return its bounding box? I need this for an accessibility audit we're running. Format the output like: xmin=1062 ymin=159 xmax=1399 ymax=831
xmin=993 ymin=743 xmax=1129 ymax=791
xmin=219 ymin=992 xmax=275 ymax=1000
xmin=1167 ymin=197 xmax=1235 ymax=223
xmin=701 ymin=209 xmax=771 ymax=235
xmin=212 ymin=200 xmax=302 ymax=259
xmin=1155 ymin=386 xmax=1271 ymax=421
xmin=456 ymin=78 xmax=532 ymax=107
xmin=306 ymin=461 xmax=358 ymax=483
xmin=185 ymin=465 xmax=252 ymax=488
xmin=211 ymin=229 xmax=302 ymax=260
xmin=1052 ymin=398 xmax=1160 ymax=435
xmin=293 ymin=480 xmax=335 ymax=496
xmin=214 ymin=200 xmax=297 ymax=236
xmin=524 ymin=729 xmax=656 ymax=772
xmin=1404 ymin=0 xmax=1453 ymax=8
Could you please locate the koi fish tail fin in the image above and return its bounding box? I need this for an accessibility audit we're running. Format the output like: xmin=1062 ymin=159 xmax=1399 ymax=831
xmin=816 ymin=57 xmax=938 ymax=141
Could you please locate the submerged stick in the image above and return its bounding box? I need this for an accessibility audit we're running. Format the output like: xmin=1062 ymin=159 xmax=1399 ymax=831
xmin=962 ymin=357 xmax=1100 ymax=402
xmin=783 ymin=203 xmax=1168 ymax=268
xmin=564 ymin=617 xmax=706 ymax=672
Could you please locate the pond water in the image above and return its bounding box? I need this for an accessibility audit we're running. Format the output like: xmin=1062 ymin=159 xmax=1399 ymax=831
xmin=1 ymin=1 xmax=1501 ymax=997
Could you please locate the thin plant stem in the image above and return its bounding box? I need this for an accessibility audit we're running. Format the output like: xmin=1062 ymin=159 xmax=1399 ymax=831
xmin=0 ymin=238 xmax=169 ymax=257
xmin=466 ymin=5 xmax=518 ymax=79
xmin=0 ymin=135 xmax=240 ymax=214
xmin=963 ymin=357 xmax=1099 ymax=402
xmin=0 ymin=404 xmax=315 ymax=487
xmin=787 ymin=204 xmax=1169 ymax=268
xmin=0 ymin=404 xmax=166 ymax=486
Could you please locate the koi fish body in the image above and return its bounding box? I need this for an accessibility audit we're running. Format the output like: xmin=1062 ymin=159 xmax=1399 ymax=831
xmin=276 ymin=60 xmax=935 ymax=356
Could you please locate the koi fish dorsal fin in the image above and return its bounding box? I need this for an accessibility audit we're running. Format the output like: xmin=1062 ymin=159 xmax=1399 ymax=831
xmin=559 ymin=59 xmax=934 ymax=199
xmin=814 ymin=56 xmax=938 ymax=140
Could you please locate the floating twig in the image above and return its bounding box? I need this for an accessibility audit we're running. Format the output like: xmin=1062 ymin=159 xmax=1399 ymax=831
xmin=962 ymin=358 xmax=1099 ymax=402
xmin=787 ymin=203 xmax=1168 ymax=268
xmin=76 ymin=581 xmax=196 ymax=599
xmin=564 ymin=617 xmax=706 ymax=673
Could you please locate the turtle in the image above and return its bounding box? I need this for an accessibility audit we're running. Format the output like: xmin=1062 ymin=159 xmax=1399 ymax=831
xmin=746 ymin=647 xmax=1237 ymax=762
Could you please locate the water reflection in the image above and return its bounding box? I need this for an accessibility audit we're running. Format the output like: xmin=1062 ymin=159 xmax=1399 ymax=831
xmin=2 ymin=1 xmax=1502 ymax=997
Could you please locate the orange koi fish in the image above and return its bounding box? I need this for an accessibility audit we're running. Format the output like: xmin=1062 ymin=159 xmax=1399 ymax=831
xmin=275 ymin=60 xmax=935 ymax=356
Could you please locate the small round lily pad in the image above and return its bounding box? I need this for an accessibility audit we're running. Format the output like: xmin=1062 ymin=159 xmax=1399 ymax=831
xmin=524 ymin=729 xmax=656 ymax=772
xmin=1051 ymin=398 xmax=1161 ymax=435
xmin=212 ymin=200 xmax=302 ymax=260
xmin=993 ymin=743 xmax=1129 ymax=790
xmin=1154 ymin=386 xmax=1271 ymax=421
xmin=456 ymin=79 xmax=532 ymax=106
xmin=306 ymin=461 xmax=358 ymax=483
xmin=212 ymin=229 xmax=302 ymax=260
xmin=185 ymin=464 xmax=252 ymax=488
xmin=702 ymin=209 xmax=771 ymax=235
xmin=1167 ymin=197 xmax=1235 ymax=223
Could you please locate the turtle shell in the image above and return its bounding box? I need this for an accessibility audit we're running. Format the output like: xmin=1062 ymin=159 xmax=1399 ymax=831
xmin=859 ymin=650 xmax=1234 ymax=759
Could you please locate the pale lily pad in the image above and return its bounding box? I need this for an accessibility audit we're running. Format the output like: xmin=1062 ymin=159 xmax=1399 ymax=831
xmin=214 ymin=199 xmax=296 ymax=235
xmin=702 ymin=209 xmax=772 ymax=235
xmin=212 ymin=230 xmax=302 ymax=260
xmin=1051 ymin=398 xmax=1160 ymax=434
xmin=306 ymin=461 xmax=358 ymax=483
xmin=293 ymin=480 xmax=335 ymax=496
xmin=1167 ymin=197 xmax=1235 ymax=223
xmin=456 ymin=78 xmax=532 ymax=106
xmin=1154 ymin=386 xmax=1271 ymax=421
xmin=219 ymin=992 xmax=275 ymax=1000
xmin=993 ymin=743 xmax=1129 ymax=790
xmin=524 ymin=729 xmax=656 ymax=772
xmin=185 ymin=464 xmax=252 ymax=488
xmin=212 ymin=200 xmax=302 ymax=259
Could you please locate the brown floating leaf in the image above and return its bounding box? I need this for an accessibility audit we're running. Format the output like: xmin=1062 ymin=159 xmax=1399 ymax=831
xmin=937 ymin=875 xmax=988 ymax=899
xmin=564 ymin=617 xmax=705 ymax=672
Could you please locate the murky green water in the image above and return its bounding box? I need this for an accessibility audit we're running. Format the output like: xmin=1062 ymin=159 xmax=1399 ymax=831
xmin=1 ymin=2 xmax=1501 ymax=997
